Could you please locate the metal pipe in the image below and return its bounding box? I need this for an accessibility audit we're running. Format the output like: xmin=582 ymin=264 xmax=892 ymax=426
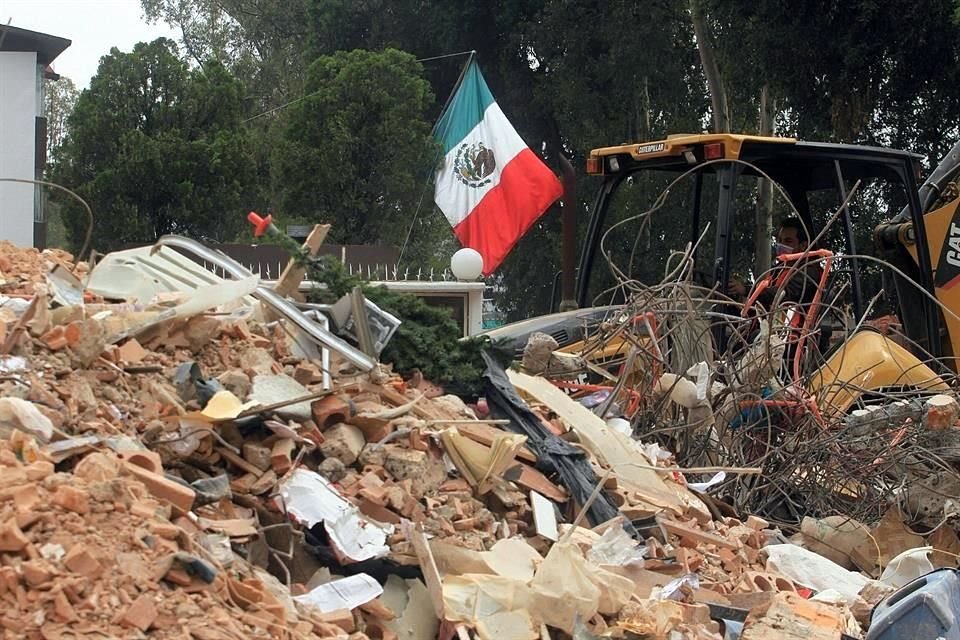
xmin=152 ymin=235 xmax=378 ymax=372
xmin=834 ymin=160 xmax=864 ymax=318
xmin=559 ymin=154 xmax=578 ymax=311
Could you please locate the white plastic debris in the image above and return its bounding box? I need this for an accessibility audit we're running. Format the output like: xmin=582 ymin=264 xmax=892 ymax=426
xmin=280 ymin=468 xmax=393 ymax=561
xmin=765 ymin=543 xmax=869 ymax=603
xmin=588 ymin=521 xmax=647 ymax=567
xmin=39 ymin=543 xmax=65 ymax=562
xmin=294 ymin=573 xmax=383 ymax=613
xmin=879 ymin=546 xmax=935 ymax=589
xmin=687 ymin=471 xmax=726 ymax=493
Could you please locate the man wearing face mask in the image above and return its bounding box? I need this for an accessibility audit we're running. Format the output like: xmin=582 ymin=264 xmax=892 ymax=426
xmin=726 ymin=218 xmax=823 ymax=311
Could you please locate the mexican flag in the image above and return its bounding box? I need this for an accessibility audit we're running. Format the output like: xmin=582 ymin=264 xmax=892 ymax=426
xmin=434 ymin=62 xmax=563 ymax=276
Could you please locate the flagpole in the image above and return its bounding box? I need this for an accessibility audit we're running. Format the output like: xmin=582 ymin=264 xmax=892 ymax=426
xmin=398 ymin=50 xmax=477 ymax=266
xmin=431 ymin=50 xmax=476 ymax=138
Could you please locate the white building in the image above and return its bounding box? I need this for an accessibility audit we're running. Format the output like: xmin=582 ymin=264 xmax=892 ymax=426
xmin=0 ymin=25 xmax=70 ymax=248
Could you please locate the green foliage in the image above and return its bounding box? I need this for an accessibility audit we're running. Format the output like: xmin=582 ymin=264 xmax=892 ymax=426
xmin=274 ymin=49 xmax=442 ymax=254
xmin=51 ymin=39 xmax=256 ymax=253
xmin=272 ymin=231 xmax=487 ymax=396
xmin=44 ymin=76 xmax=79 ymax=161
xmin=705 ymin=0 xmax=960 ymax=160
xmin=73 ymin=1 xmax=960 ymax=325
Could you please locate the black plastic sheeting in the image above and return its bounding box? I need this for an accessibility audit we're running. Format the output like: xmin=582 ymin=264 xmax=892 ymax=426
xmin=482 ymin=352 xmax=637 ymax=537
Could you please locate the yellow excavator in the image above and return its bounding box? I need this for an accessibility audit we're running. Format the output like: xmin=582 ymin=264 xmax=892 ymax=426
xmin=486 ymin=133 xmax=960 ymax=415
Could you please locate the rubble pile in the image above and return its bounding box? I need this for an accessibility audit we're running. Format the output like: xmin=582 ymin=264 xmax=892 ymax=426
xmin=1 ymin=234 xmax=958 ymax=639
xmin=0 ymin=436 xmax=345 ymax=639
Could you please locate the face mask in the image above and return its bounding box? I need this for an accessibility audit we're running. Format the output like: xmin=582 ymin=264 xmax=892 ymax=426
xmin=774 ymin=242 xmax=794 ymax=257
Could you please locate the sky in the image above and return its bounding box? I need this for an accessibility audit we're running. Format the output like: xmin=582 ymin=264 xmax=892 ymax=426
xmin=2 ymin=0 xmax=179 ymax=87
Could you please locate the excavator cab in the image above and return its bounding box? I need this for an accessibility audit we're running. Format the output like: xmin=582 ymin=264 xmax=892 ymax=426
xmin=576 ymin=134 xmax=950 ymax=365
xmin=483 ymin=133 xmax=960 ymax=414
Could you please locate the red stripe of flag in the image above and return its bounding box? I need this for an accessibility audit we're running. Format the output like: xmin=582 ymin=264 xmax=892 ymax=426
xmin=453 ymin=149 xmax=563 ymax=275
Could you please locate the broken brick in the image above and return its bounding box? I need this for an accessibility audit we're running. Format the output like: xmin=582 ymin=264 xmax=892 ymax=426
xmin=123 ymin=461 xmax=195 ymax=512
xmin=150 ymin=521 xmax=181 ymax=540
xmin=270 ymin=438 xmax=295 ymax=475
xmin=64 ymin=545 xmax=102 ymax=578
xmin=310 ymin=395 xmax=353 ymax=427
xmin=52 ymin=485 xmax=91 ymax=515
xmin=164 ymin=568 xmax=193 ymax=586
xmin=316 ymin=609 xmax=355 ymax=633
xmin=117 ymin=338 xmax=147 ymax=363
xmin=120 ymin=593 xmax=157 ymax=631
xmin=358 ymin=499 xmax=402 ymax=525
xmin=52 ymin=590 xmax=77 ymax=622
xmin=319 ymin=423 xmax=365 ymax=465
xmin=12 ymin=485 xmax=38 ymax=511
xmin=242 ymin=443 xmax=273 ymax=472
xmin=20 ymin=560 xmax=51 ymax=587
xmin=0 ymin=520 xmax=29 ymax=552
xmin=41 ymin=326 xmax=68 ymax=350
xmin=24 ymin=460 xmax=54 ymax=482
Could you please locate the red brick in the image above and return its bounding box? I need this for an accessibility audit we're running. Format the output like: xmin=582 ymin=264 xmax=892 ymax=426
xmin=24 ymin=461 xmax=54 ymax=482
xmin=121 ymin=450 xmax=163 ymax=474
xmin=20 ymin=560 xmax=51 ymax=587
xmin=41 ymin=326 xmax=67 ymax=350
xmin=53 ymin=590 xmax=77 ymax=622
xmin=310 ymin=395 xmax=353 ymax=427
xmin=357 ymin=486 xmax=389 ymax=507
xmin=64 ymin=545 xmax=102 ymax=578
xmin=150 ymin=521 xmax=181 ymax=540
xmin=357 ymin=499 xmax=401 ymax=525
xmin=15 ymin=510 xmax=41 ymax=530
xmin=120 ymin=593 xmax=157 ymax=631
xmin=317 ymin=609 xmax=355 ymax=633
xmin=123 ymin=461 xmax=195 ymax=512
xmin=270 ymin=438 xmax=295 ymax=475
xmin=0 ymin=520 xmax=29 ymax=552
xmin=409 ymin=428 xmax=429 ymax=451
xmin=164 ymin=568 xmax=192 ymax=586
xmin=12 ymin=485 xmax=38 ymax=511
xmin=116 ymin=338 xmax=147 ymax=363
xmin=52 ymin=486 xmax=90 ymax=515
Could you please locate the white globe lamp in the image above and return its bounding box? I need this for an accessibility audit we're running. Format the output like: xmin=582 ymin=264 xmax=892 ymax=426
xmin=451 ymin=248 xmax=484 ymax=280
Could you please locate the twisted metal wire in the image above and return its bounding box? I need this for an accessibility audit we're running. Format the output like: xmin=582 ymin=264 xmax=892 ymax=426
xmin=568 ymin=161 xmax=960 ymax=532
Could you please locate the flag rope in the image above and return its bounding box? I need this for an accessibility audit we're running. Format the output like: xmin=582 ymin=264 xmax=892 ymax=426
xmin=398 ymin=51 xmax=477 ymax=266
xmin=242 ymin=49 xmax=477 ymax=124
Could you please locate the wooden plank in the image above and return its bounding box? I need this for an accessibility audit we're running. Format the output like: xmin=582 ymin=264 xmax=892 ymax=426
xmin=0 ymin=295 xmax=38 ymax=354
xmin=452 ymin=422 xmax=537 ymax=464
xmin=530 ymin=491 xmax=559 ymax=542
xmin=274 ymin=223 xmax=330 ymax=300
xmin=503 ymin=464 xmax=568 ymax=503
xmin=402 ymin=522 xmax=445 ymax=620
xmin=657 ymin=517 xmax=739 ymax=551
xmin=215 ymin=446 xmax=266 ymax=478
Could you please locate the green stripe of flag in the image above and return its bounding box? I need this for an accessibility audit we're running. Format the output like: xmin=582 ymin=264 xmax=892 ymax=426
xmin=434 ymin=61 xmax=496 ymax=155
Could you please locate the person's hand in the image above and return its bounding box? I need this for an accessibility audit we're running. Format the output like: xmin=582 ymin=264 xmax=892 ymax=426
xmin=727 ymin=277 xmax=747 ymax=298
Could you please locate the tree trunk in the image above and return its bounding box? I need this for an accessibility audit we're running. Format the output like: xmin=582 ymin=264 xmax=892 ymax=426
xmin=690 ymin=0 xmax=730 ymax=133
xmin=755 ymin=84 xmax=775 ymax=269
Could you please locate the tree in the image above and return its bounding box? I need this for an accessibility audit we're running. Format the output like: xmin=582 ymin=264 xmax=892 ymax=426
xmin=691 ymin=0 xmax=730 ymax=133
xmin=492 ymin=0 xmax=710 ymax=319
xmin=142 ymin=0 xmax=312 ymax=109
xmin=44 ymin=76 xmax=78 ymax=162
xmin=274 ymin=48 xmax=439 ymax=253
xmin=51 ymin=39 xmax=256 ymax=253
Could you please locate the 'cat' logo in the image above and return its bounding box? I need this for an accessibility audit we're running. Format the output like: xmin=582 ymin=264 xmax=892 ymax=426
xmin=948 ymin=223 xmax=960 ymax=268
xmin=937 ymin=219 xmax=960 ymax=290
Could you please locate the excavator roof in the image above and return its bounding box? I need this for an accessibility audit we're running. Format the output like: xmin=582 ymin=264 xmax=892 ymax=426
xmin=587 ymin=133 xmax=923 ymax=191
